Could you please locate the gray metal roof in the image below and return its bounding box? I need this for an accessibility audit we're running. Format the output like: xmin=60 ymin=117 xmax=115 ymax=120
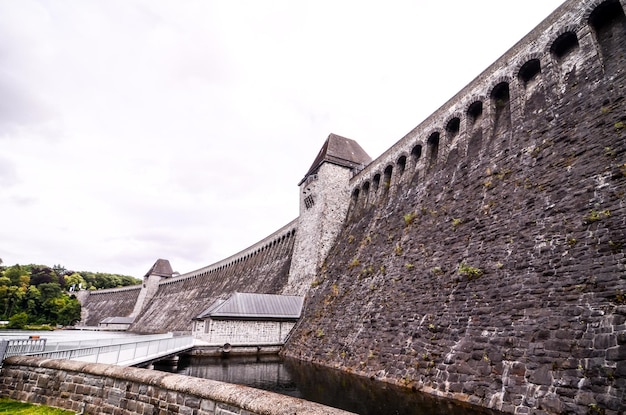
xmin=195 ymin=299 xmax=226 ymax=320
xmin=195 ymin=293 xmax=304 ymax=321
xmin=299 ymin=133 xmax=372 ymax=184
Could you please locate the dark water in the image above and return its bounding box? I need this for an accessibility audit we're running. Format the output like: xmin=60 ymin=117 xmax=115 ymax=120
xmin=154 ymin=355 xmax=502 ymax=415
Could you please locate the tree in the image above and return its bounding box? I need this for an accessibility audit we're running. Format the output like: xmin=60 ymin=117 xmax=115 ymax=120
xmin=3 ymin=265 xmax=29 ymax=286
xmin=28 ymin=265 xmax=58 ymax=286
xmin=65 ymin=273 xmax=86 ymax=291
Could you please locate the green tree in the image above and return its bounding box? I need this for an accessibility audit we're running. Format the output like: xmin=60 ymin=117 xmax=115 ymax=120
xmin=3 ymin=265 xmax=29 ymax=286
xmin=53 ymin=295 xmax=81 ymax=326
xmin=65 ymin=273 xmax=86 ymax=291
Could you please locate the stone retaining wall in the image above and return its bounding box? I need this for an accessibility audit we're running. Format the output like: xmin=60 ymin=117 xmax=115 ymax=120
xmin=0 ymin=356 xmax=355 ymax=415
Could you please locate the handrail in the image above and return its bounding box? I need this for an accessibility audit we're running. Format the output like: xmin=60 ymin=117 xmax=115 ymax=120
xmin=0 ymin=339 xmax=47 ymax=359
xmin=24 ymin=335 xmax=194 ymax=367
xmin=43 ymin=332 xmax=174 ymax=351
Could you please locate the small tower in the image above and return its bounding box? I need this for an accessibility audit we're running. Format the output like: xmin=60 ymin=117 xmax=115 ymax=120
xmin=129 ymin=258 xmax=174 ymax=319
xmin=285 ymin=134 xmax=371 ymax=295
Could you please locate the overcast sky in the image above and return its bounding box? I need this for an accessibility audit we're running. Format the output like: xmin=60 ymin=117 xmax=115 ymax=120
xmin=0 ymin=0 xmax=565 ymax=278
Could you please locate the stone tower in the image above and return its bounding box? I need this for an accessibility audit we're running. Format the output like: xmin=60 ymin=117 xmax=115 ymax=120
xmin=284 ymin=134 xmax=371 ymax=295
xmin=129 ymin=258 xmax=173 ymax=319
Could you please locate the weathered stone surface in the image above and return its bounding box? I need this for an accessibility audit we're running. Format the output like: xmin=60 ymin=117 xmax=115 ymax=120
xmin=283 ymin=1 xmax=626 ymax=414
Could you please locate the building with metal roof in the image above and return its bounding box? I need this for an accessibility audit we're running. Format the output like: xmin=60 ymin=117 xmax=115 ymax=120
xmin=192 ymin=293 xmax=304 ymax=347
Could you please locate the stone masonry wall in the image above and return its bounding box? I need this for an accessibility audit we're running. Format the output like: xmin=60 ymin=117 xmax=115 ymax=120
xmin=0 ymin=356 xmax=354 ymax=415
xmin=129 ymin=222 xmax=297 ymax=333
xmin=287 ymin=163 xmax=355 ymax=296
xmin=78 ymin=286 xmax=141 ymax=327
xmin=193 ymin=320 xmax=296 ymax=345
xmin=284 ymin=1 xmax=626 ymax=414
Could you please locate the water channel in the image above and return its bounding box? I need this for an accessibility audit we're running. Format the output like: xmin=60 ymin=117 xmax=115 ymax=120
xmin=155 ymin=354 xmax=503 ymax=415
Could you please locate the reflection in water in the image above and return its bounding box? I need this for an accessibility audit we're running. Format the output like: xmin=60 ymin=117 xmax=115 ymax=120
xmin=156 ymin=355 xmax=503 ymax=415
xmin=164 ymin=355 xmax=300 ymax=398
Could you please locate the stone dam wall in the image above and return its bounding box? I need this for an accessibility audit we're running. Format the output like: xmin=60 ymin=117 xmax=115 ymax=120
xmin=0 ymin=356 xmax=354 ymax=415
xmin=283 ymin=0 xmax=626 ymax=414
xmin=129 ymin=221 xmax=297 ymax=333
xmin=78 ymin=286 xmax=141 ymax=327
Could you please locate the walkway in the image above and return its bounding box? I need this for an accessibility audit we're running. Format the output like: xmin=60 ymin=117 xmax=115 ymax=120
xmin=1 ymin=333 xmax=194 ymax=367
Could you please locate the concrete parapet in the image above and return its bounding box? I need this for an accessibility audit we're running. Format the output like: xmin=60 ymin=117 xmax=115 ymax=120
xmin=0 ymin=356 xmax=355 ymax=415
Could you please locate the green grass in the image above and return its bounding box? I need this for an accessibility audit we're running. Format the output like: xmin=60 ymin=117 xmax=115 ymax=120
xmin=0 ymin=398 xmax=74 ymax=414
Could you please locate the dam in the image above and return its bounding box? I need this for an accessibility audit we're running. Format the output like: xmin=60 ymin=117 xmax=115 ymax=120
xmin=24 ymin=0 xmax=626 ymax=413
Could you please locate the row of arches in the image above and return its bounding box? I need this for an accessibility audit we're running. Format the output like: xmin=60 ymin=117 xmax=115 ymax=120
xmin=349 ymin=0 xmax=624 ymax=214
xmin=159 ymin=227 xmax=297 ymax=287
xmin=89 ymin=284 xmax=141 ymax=296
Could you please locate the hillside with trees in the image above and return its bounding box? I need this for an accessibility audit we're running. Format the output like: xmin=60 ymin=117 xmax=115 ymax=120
xmin=0 ymin=259 xmax=141 ymax=329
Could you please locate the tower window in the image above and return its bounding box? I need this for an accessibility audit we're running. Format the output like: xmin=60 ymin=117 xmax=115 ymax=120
xmin=304 ymin=195 xmax=315 ymax=209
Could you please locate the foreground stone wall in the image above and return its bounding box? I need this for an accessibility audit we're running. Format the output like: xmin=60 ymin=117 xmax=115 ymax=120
xmin=284 ymin=0 xmax=626 ymax=414
xmin=0 ymin=356 xmax=354 ymax=415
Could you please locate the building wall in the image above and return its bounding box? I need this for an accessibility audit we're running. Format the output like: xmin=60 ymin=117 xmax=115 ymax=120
xmin=283 ymin=1 xmax=626 ymax=414
xmin=0 ymin=356 xmax=354 ymax=415
xmin=193 ymin=320 xmax=296 ymax=345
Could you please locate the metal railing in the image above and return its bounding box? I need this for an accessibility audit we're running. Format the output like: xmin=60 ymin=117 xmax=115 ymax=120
xmin=0 ymin=338 xmax=47 ymax=359
xmin=43 ymin=333 xmax=175 ymax=351
xmin=0 ymin=333 xmax=194 ymax=366
xmin=25 ymin=335 xmax=194 ymax=367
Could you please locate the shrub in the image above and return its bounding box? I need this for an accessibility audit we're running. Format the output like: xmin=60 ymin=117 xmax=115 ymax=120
xmin=458 ymin=263 xmax=483 ymax=280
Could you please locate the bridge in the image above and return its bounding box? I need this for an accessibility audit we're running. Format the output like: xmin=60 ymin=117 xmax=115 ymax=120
xmin=1 ymin=334 xmax=194 ymax=367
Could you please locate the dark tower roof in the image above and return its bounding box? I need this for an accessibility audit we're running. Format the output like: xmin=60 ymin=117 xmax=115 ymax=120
xmin=299 ymin=133 xmax=371 ymax=185
xmin=144 ymin=258 xmax=174 ymax=279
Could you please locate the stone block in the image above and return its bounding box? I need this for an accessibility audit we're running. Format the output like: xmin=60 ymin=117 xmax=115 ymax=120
xmin=593 ymin=333 xmax=617 ymax=349
xmin=605 ymin=345 xmax=626 ymax=360
xmin=200 ymin=399 xmax=216 ymax=412
xmin=529 ymin=365 xmax=553 ymax=386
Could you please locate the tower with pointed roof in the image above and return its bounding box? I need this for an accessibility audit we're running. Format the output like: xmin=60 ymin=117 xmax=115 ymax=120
xmin=285 ymin=134 xmax=371 ymax=295
xmin=129 ymin=258 xmax=173 ymax=319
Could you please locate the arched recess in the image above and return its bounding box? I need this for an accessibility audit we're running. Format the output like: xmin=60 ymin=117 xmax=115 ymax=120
xmin=467 ymin=101 xmax=484 ymax=158
xmin=372 ymin=173 xmax=381 ymax=193
xmin=550 ymin=31 xmax=579 ymax=62
xmin=362 ymin=181 xmax=370 ymax=205
xmin=397 ymin=155 xmax=407 ymax=177
xmin=411 ymin=145 xmax=422 ymax=167
xmin=427 ymin=132 xmax=440 ymax=170
xmin=446 ymin=117 xmax=461 ymax=139
xmin=350 ymin=188 xmax=360 ymax=212
xmin=518 ymin=59 xmax=542 ymax=87
xmin=467 ymin=101 xmax=483 ymax=127
xmin=383 ymin=165 xmax=393 ymax=193
xmin=588 ymin=0 xmax=626 ymax=72
xmin=491 ymin=82 xmax=511 ymax=135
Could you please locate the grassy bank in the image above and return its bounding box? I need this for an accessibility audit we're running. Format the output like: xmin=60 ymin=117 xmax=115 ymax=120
xmin=0 ymin=398 xmax=74 ymax=414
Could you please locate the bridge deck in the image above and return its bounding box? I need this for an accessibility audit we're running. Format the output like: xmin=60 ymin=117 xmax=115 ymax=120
xmin=2 ymin=334 xmax=194 ymax=367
